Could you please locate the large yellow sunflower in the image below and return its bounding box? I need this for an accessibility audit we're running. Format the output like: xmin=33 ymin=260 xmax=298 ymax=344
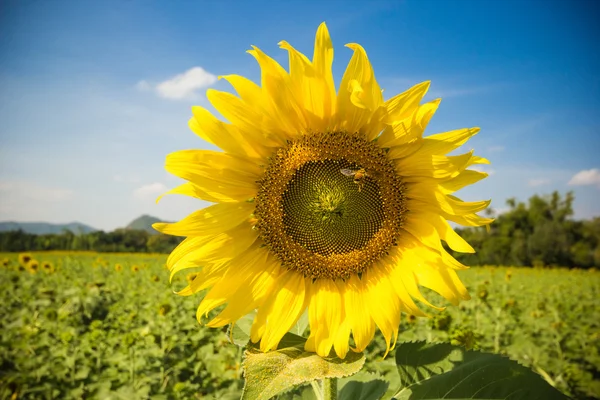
xmin=154 ymin=22 xmax=492 ymax=359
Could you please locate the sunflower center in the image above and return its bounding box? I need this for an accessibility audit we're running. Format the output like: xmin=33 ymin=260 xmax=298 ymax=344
xmin=282 ymin=160 xmax=385 ymax=255
xmin=255 ymin=131 xmax=406 ymax=279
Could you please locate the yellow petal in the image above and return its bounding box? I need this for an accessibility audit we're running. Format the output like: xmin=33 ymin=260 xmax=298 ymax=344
xmin=207 ymin=89 xmax=284 ymax=147
xmin=395 ymin=150 xmax=474 ymax=178
xmin=444 ymin=211 xmax=494 ymax=227
xmin=414 ymin=265 xmax=470 ymax=305
xmin=405 ymin=209 xmax=474 ymax=253
xmin=247 ymin=46 xmax=307 ymax=134
xmin=336 ymin=43 xmax=382 ymax=133
xmin=306 ymin=279 xmax=342 ymax=357
xmin=417 ymin=127 xmax=480 ymax=156
xmin=166 ymin=235 xmax=207 ymax=272
xmin=344 ymin=275 xmax=376 ymax=352
xmin=379 ymin=97 xmax=440 ymax=149
xmin=189 ymin=106 xmax=266 ymax=159
xmin=157 ymin=181 xmax=247 ymax=204
xmin=402 ymin=214 xmax=443 ymax=252
xmin=196 ymin=245 xmax=268 ymax=321
xmin=218 ymin=74 xmax=264 ymax=109
xmin=332 ymin=280 xmax=352 ymax=359
xmin=384 ymin=250 xmax=429 ymax=315
xmin=253 ymin=270 xmax=308 ymax=352
xmin=364 ymin=265 xmax=401 ymax=357
xmin=165 ymin=148 xmax=261 ymax=180
xmin=168 ymin=223 xmax=258 ymax=281
xmin=312 ymin=22 xmax=336 ymax=122
xmin=176 ymin=264 xmax=226 ymax=296
xmin=208 ymin=252 xmax=281 ymax=327
xmin=153 ymin=202 xmax=254 ymax=237
xmin=439 ymin=169 xmax=488 ymax=194
xmin=429 ymin=214 xmax=475 ymax=253
xmin=383 ymin=81 xmax=431 ymax=124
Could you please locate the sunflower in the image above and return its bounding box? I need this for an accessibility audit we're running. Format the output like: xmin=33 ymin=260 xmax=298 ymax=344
xmin=131 ymin=265 xmax=140 ymax=273
xmin=27 ymin=259 xmax=39 ymax=274
xmin=18 ymin=253 xmax=32 ymax=266
xmin=155 ymin=22 xmax=492 ymax=359
xmin=115 ymin=263 xmax=123 ymax=272
xmin=42 ymin=261 xmax=55 ymax=273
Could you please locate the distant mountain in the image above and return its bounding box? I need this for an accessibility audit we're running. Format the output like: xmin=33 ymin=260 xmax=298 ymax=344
xmin=125 ymin=215 xmax=168 ymax=235
xmin=0 ymin=221 xmax=98 ymax=235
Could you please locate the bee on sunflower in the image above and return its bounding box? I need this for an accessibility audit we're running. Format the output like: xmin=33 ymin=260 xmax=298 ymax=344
xmin=155 ymin=22 xmax=491 ymax=359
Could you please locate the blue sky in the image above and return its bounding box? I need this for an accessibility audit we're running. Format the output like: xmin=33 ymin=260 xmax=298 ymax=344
xmin=0 ymin=0 xmax=598 ymax=231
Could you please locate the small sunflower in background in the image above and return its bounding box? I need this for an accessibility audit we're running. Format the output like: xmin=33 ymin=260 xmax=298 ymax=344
xmin=131 ymin=265 xmax=140 ymax=273
xmin=115 ymin=263 xmax=123 ymax=272
xmin=186 ymin=272 xmax=199 ymax=284
xmin=155 ymin=22 xmax=491 ymax=359
xmin=18 ymin=253 xmax=32 ymax=267
xmin=26 ymin=259 xmax=39 ymax=274
xmin=42 ymin=261 xmax=55 ymax=274
xmin=1 ymin=258 xmax=9 ymax=267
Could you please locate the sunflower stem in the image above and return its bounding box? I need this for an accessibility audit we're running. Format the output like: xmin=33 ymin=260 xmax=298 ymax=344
xmin=323 ymin=377 xmax=337 ymax=400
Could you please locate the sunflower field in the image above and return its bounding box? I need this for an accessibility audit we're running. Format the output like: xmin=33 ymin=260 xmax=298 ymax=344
xmin=0 ymin=251 xmax=598 ymax=399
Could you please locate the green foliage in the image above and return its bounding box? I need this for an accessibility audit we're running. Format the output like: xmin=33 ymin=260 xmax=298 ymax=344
xmin=241 ymin=332 xmax=365 ymax=400
xmin=392 ymin=341 xmax=567 ymax=399
xmin=338 ymin=380 xmax=389 ymax=400
xmin=0 ymin=229 xmax=183 ymax=253
xmin=1 ymin=252 xmax=599 ymax=399
xmin=454 ymin=191 xmax=600 ymax=268
xmin=0 ymin=252 xmax=241 ymax=399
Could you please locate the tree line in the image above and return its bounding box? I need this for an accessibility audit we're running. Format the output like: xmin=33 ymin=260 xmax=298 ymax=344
xmin=0 ymin=228 xmax=183 ymax=254
xmin=452 ymin=191 xmax=599 ymax=268
xmin=1 ymin=191 xmax=598 ymax=267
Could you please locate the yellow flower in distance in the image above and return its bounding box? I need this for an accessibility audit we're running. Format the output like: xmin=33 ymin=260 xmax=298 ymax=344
xmin=42 ymin=261 xmax=55 ymax=273
xmin=115 ymin=263 xmax=123 ymax=272
xmin=18 ymin=253 xmax=32 ymax=266
xmin=154 ymin=23 xmax=492 ymax=359
xmin=27 ymin=259 xmax=39 ymax=274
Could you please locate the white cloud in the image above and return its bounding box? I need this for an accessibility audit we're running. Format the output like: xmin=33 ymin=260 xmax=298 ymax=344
xmin=138 ymin=67 xmax=217 ymax=100
xmin=134 ymin=182 xmax=168 ymax=199
xmin=528 ymin=178 xmax=551 ymax=187
xmin=568 ymin=168 xmax=600 ymax=188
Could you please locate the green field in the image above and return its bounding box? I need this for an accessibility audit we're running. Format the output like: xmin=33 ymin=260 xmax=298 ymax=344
xmin=1 ymin=252 xmax=599 ymax=399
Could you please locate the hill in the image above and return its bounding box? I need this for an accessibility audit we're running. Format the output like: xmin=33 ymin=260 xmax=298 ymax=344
xmin=0 ymin=221 xmax=98 ymax=235
xmin=125 ymin=215 xmax=166 ymax=235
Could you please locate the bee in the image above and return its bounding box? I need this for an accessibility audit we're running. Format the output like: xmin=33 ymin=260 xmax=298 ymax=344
xmin=340 ymin=168 xmax=379 ymax=192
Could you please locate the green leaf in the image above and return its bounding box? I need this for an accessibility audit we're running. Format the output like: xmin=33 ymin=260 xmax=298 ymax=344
xmin=229 ymin=311 xmax=256 ymax=347
xmin=292 ymin=310 xmax=309 ymax=336
xmin=339 ymin=380 xmax=389 ymax=400
xmin=393 ymin=341 xmax=568 ymax=400
xmin=242 ymin=332 xmax=365 ymax=400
